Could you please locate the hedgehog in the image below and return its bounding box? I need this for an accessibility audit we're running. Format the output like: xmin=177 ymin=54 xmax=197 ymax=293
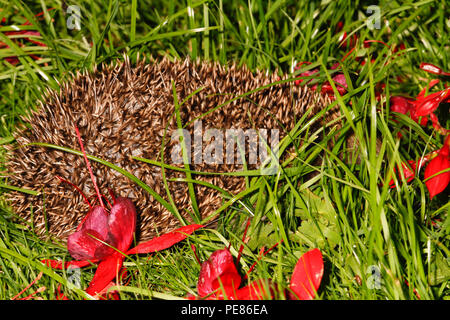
xmin=4 ymin=56 xmax=338 ymax=243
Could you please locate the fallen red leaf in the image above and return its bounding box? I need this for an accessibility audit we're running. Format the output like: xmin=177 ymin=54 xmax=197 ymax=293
xmin=107 ymin=197 xmax=137 ymax=254
xmin=85 ymin=254 xmax=124 ymax=298
xmin=294 ymin=62 xmax=318 ymax=86
xmin=390 ymin=96 xmax=415 ymax=115
xmin=126 ymin=224 xmax=203 ymax=255
xmin=197 ymin=248 xmax=241 ymax=299
xmin=388 ymin=160 xmax=418 ymax=188
xmin=415 ymin=88 xmax=450 ymax=117
xmin=420 ymin=63 xmax=450 ymax=76
xmin=289 ymin=248 xmax=324 ymax=300
xmin=193 ymin=246 xmax=324 ymax=300
xmin=424 ymin=140 xmax=450 ymax=199
xmin=67 ymin=205 xmax=115 ymax=261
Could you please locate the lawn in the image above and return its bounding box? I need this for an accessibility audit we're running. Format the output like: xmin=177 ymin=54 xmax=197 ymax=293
xmin=0 ymin=0 xmax=448 ymax=300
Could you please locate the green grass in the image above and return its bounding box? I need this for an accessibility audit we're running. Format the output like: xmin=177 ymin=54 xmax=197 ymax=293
xmin=0 ymin=0 xmax=449 ymax=300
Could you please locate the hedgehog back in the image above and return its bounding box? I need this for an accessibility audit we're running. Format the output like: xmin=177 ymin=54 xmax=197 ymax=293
xmin=6 ymin=58 xmax=331 ymax=242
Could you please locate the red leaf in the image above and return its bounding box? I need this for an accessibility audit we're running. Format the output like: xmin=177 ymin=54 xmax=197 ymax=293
xmin=67 ymin=205 xmax=114 ymax=261
xmin=320 ymin=73 xmax=348 ymax=96
xmin=409 ymin=108 xmax=429 ymax=126
xmin=424 ymin=145 xmax=450 ymax=199
xmin=85 ymin=254 xmax=124 ymax=298
xmin=420 ymin=63 xmax=450 ymax=76
xmin=417 ymin=79 xmax=440 ymax=98
xmin=390 ymin=96 xmax=414 ymax=115
xmin=389 ymin=160 xmax=417 ymax=188
xmin=95 ymin=268 xmax=129 ymax=300
xmin=67 ymin=197 xmax=136 ymax=261
xmin=415 ymin=89 xmax=450 ymax=117
xmin=289 ymin=248 xmax=324 ymax=300
xmin=107 ymin=197 xmax=137 ymax=253
xmin=389 ymin=96 xmax=429 ymax=126
xmin=197 ymin=249 xmax=241 ymax=298
xmin=294 ymin=62 xmax=318 ymax=86
xmin=126 ymin=224 xmax=203 ymax=255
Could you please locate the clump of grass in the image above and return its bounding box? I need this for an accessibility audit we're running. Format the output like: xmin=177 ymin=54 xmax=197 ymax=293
xmin=0 ymin=0 xmax=448 ymax=300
